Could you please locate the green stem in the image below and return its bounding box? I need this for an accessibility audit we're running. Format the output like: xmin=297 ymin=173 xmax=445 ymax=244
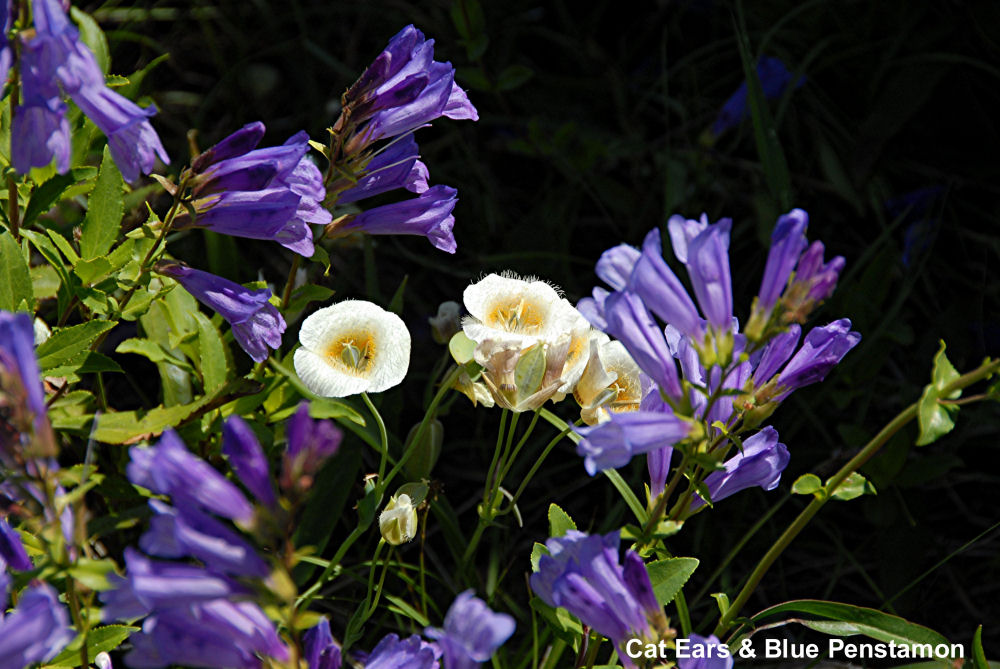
xmin=496 ymin=409 xmax=541 ymax=484
xmin=362 ymin=393 xmax=389 ymax=484
xmin=714 ymin=358 xmax=1000 ymax=637
xmin=501 ymin=422 xmax=573 ymax=514
xmin=296 ymin=524 xmax=365 ymax=610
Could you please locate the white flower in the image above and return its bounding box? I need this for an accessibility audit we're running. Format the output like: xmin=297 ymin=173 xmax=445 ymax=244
xmin=294 ymin=300 xmax=410 ymax=398
xmin=574 ymin=335 xmax=645 ymax=425
xmin=462 ymin=272 xmax=573 ymax=347
xmin=379 ymin=493 xmax=418 ymax=545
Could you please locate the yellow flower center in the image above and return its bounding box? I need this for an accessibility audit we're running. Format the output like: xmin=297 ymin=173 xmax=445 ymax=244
xmin=326 ymin=331 xmax=376 ymax=375
xmin=486 ymin=298 xmax=546 ymax=334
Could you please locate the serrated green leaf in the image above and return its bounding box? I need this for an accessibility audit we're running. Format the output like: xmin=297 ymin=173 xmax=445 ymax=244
xmin=46 ymin=351 xmax=124 ymax=379
xmin=286 ymin=284 xmax=335 ymax=314
xmin=46 ymin=228 xmax=79 ymax=265
xmin=67 ymin=557 xmax=118 ymax=591
xmin=646 ymin=557 xmax=699 ymax=606
xmin=792 ymin=473 xmax=822 ymax=495
xmin=829 ymin=472 xmax=877 ymax=501
xmin=45 ymin=624 xmax=138 ymax=667
xmin=0 ymin=231 xmax=33 ymax=312
xmin=530 ymin=541 xmax=549 ymax=571
xmin=74 ymin=256 xmax=112 ymax=285
xmin=22 ymin=171 xmax=83 ymax=229
xmin=194 ymin=311 xmax=229 ymax=392
xmin=547 ymin=503 xmax=577 ymax=538
xmin=36 ymin=320 xmax=117 ymax=371
xmin=80 ymin=146 xmax=125 ymax=260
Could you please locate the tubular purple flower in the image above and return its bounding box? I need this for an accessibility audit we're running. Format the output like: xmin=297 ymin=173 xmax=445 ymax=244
xmin=647 ymin=445 xmax=673 ymax=502
xmin=124 ymin=599 xmax=288 ymax=668
xmin=139 ymin=500 xmax=270 ymax=578
xmin=27 ymin=0 xmax=105 ymax=94
xmin=338 ymin=133 xmax=430 ymax=204
xmin=531 ymin=530 xmax=664 ymax=667
xmin=0 ymin=518 xmax=32 ymax=571
xmin=774 ymin=319 xmax=860 ymax=398
xmin=127 ymin=430 xmax=254 ymax=524
xmin=679 ymin=635 xmax=734 ymax=669
xmin=712 ymin=56 xmax=804 ymax=135
xmin=690 ymin=427 xmax=789 ymax=510
xmin=303 ymin=618 xmax=343 ymax=669
xmin=335 ymin=185 xmax=458 ymax=253
xmin=627 ymin=228 xmax=702 ymax=337
xmin=155 ymin=262 xmax=285 ymax=364
xmin=11 ymin=47 xmax=70 ymax=173
xmin=667 ymin=214 xmax=730 ymax=264
xmin=363 ymin=634 xmax=440 ymax=669
xmin=758 ymin=209 xmax=809 ymax=311
xmin=0 ymin=583 xmax=74 ymax=669
xmin=595 ymin=243 xmax=640 ymax=291
xmin=222 ymin=416 xmax=277 ymax=507
xmin=577 ymin=287 xmax=611 ymax=331
xmin=191 ymin=121 xmax=266 ymax=172
xmin=685 ymin=220 xmax=733 ymax=330
xmin=794 ymin=241 xmax=845 ymax=304
xmin=752 ymin=325 xmax=801 ymax=386
xmin=575 ymin=410 xmax=693 ymax=475
xmin=0 ymin=0 xmax=10 ymax=86
xmin=0 ymin=311 xmax=56 ymax=462
xmin=425 ymin=590 xmax=515 ymax=669
xmin=603 ymin=291 xmax=682 ymax=399
xmin=282 ymin=403 xmax=342 ymax=492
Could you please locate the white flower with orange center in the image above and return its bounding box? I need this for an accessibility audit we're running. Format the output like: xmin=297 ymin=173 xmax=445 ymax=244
xmin=294 ymin=300 xmax=410 ymax=397
xmin=462 ymin=273 xmax=572 ymax=347
xmin=574 ymin=334 xmax=645 ymax=425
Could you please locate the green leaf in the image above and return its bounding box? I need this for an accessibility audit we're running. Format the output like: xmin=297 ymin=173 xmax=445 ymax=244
xmin=36 ymin=320 xmax=117 ymax=371
xmin=79 ymin=146 xmax=125 ymax=260
xmin=602 ymin=469 xmax=647 ymax=524
xmin=497 ymin=64 xmax=534 ymax=91
xmin=46 ymin=228 xmax=79 ymax=265
xmin=384 ymin=594 xmax=430 ymax=627
xmin=792 ymin=473 xmax=822 ymax=496
xmin=547 ymin=503 xmax=577 ymax=537
xmin=74 ymin=256 xmax=112 ymax=285
xmin=449 ymin=331 xmax=477 ymax=364
xmin=286 ymin=284 xmax=335 ymax=314
xmin=70 ymin=7 xmax=110 ymax=75
xmin=66 ymin=557 xmax=118 ymax=591
xmin=46 ymin=351 xmax=124 ymax=380
xmin=748 ymin=600 xmax=951 ymax=648
xmin=646 ymin=557 xmax=699 ymax=606
xmin=972 ymin=625 xmax=988 ymax=669
xmin=829 ymin=472 xmax=877 ymax=501
xmin=0 ymin=230 xmax=33 ymax=312
xmin=514 ymin=343 xmax=546 ymax=402
xmin=530 ymin=541 xmax=549 ymax=571
xmin=44 ymin=624 xmax=138 ymax=667
xmin=194 ymin=311 xmax=229 ymax=392
xmin=30 ymin=264 xmax=61 ymax=300
xmin=733 ymin=9 xmax=792 ymax=212
xmin=916 ymin=341 xmax=961 ymax=446
xmin=388 ymin=274 xmax=408 ymax=314
xmin=22 ymin=171 xmax=84 ymax=229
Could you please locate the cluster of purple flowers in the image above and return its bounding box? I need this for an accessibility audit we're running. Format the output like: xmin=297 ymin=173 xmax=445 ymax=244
xmin=101 ymin=404 xmax=342 ymax=667
xmin=324 ymin=25 xmax=478 ymax=253
xmin=303 ymin=589 xmax=514 ymax=669
xmin=576 ymin=209 xmax=859 ymax=508
xmin=9 ymin=0 xmax=169 ymax=181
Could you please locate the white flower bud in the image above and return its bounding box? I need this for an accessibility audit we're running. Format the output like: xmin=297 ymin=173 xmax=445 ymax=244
xmin=379 ymin=493 xmax=418 ymax=545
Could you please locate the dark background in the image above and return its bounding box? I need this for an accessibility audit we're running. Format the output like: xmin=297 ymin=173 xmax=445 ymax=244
xmin=98 ymin=0 xmax=1000 ymax=658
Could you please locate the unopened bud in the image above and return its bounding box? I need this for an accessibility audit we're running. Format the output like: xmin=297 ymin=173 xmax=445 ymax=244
xmin=429 ymin=301 xmax=462 ymax=344
xmin=379 ymin=494 xmax=417 ymax=545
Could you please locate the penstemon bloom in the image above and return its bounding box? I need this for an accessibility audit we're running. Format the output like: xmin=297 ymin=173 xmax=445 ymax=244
xmin=0 ymin=582 xmax=74 ymax=669
xmin=425 ymin=590 xmax=516 ymax=669
xmin=155 ymin=262 xmax=286 ymax=363
xmin=1 ymin=311 xmax=56 ymax=463
xmin=329 ymin=185 xmax=459 ymax=253
xmin=294 ymin=300 xmax=411 ymax=398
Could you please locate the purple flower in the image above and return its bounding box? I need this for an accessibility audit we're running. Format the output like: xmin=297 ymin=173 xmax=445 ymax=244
xmin=576 ymin=410 xmax=693 ymax=475
xmin=751 ymin=325 xmax=801 ymax=386
xmin=577 ymin=287 xmax=611 ymax=331
xmin=690 ymin=427 xmax=789 ymax=510
xmin=773 ymin=319 xmax=860 ymax=399
xmin=627 ymin=228 xmax=702 ymax=337
xmin=678 ymin=634 xmax=734 ymax=669
xmin=0 ymin=583 xmax=74 ymax=669
xmin=595 ymin=243 xmax=640 ymax=291
xmin=0 ymin=0 xmax=11 ymax=86
xmin=345 ymin=25 xmax=477 ymax=150
xmin=602 ymin=291 xmax=682 ymax=399
xmin=222 ymin=416 xmax=278 ymax=507
xmin=127 ymin=429 xmax=254 ymax=524
xmin=531 ymin=530 xmax=663 ymax=667
xmin=303 ymin=618 xmax=343 ymax=669
xmin=0 ymin=518 xmax=32 ymax=571
xmin=335 ymin=185 xmax=458 ymax=253
xmin=425 ymin=591 xmax=515 ymax=669
xmin=181 ymin=127 xmax=331 ymax=257
xmin=0 ymin=311 xmax=56 ymax=463
xmin=362 ymin=634 xmax=440 ymax=669
xmin=757 ymin=209 xmax=809 ymax=312
xmin=15 ymin=0 xmax=169 ymax=182
xmin=647 ymin=445 xmax=673 ymax=501
xmin=123 ymin=599 xmax=289 ymax=668
xmin=791 ymin=241 xmax=845 ymax=306
xmin=281 ymin=403 xmax=342 ymax=493
xmin=713 ymin=56 xmax=804 ymax=135
xmin=685 ymin=219 xmax=733 ymax=331
xmin=337 ymin=133 xmax=429 ymax=204
xmin=155 ymin=262 xmax=286 ymax=363
xmin=139 ymin=500 xmax=270 ymax=578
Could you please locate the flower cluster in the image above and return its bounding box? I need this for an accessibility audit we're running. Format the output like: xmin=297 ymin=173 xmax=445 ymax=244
xmin=575 ymin=209 xmax=859 ymax=508
xmin=324 ymin=25 xmax=477 ymax=253
xmin=303 ymin=589 xmax=514 ymax=669
xmin=11 ymin=0 xmax=169 ymax=181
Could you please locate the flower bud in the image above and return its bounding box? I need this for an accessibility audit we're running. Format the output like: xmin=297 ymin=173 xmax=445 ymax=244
xmin=379 ymin=494 xmax=417 ymax=545
xmin=428 ymin=301 xmax=462 ymax=345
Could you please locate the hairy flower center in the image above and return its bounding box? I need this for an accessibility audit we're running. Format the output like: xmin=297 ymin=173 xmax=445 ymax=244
xmin=486 ymin=298 xmax=546 ymax=334
xmin=326 ymin=332 xmax=377 ymax=375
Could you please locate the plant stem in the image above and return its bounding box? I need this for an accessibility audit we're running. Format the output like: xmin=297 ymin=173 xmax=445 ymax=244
xmin=362 ymin=392 xmax=389 ymax=484
xmin=713 ymin=358 xmax=1000 ymax=637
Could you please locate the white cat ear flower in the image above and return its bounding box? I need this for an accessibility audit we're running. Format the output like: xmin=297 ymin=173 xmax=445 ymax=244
xmin=294 ymin=300 xmax=410 ymax=397
xmin=462 ymin=272 xmax=569 ymax=347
